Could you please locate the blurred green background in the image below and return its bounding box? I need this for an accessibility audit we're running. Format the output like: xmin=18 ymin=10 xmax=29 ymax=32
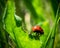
xmin=0 ymin=0 xmax=60 ymax=48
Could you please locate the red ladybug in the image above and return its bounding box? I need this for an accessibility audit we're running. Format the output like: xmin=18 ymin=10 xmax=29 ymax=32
xmin=32 ymin=26 xmax=44 ymax=34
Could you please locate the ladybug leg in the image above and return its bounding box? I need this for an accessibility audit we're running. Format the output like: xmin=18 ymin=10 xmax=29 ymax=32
xmin=34 ymin=33 xmax=40 ymax=40
xmin=29 ymin=32 xmax=41 ymax=40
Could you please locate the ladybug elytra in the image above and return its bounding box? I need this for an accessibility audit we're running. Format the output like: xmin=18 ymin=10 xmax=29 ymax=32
xmin=32 ymin=26 xmax=44 ymax=34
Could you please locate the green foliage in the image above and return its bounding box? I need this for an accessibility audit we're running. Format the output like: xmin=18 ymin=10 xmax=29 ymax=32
xmin=0 ymin=0 xmax=59 ymax=48
xmin=0 ymin=0 xmax=9 ymax=48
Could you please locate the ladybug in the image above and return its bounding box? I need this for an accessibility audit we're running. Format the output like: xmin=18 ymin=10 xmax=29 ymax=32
xmin=32 ymin=26 xmax=44 ymax=34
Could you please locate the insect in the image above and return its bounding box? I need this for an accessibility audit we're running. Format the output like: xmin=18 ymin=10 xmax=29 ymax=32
xmin=32 ymin=26 xmax=44 ymax=34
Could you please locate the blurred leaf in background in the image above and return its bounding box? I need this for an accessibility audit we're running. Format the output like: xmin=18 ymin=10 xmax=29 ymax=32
xmin=0 ymin=0 xmax=9 ymax=48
